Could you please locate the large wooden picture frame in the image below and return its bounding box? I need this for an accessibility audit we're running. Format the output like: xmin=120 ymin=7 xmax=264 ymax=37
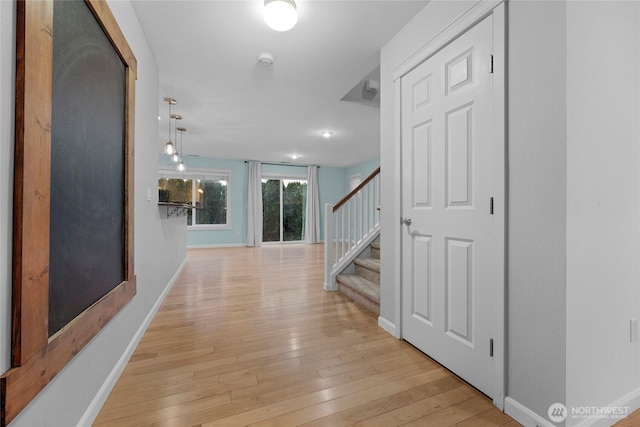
xmin=0 ymin=1 xmax=137 ymax=425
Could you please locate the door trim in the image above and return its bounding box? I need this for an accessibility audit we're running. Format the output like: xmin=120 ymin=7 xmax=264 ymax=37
xmin=490 ymin=2 xmax=506 ymax=409
xmin=394 ymin=0 xmax=506 ymax=409
xmin=392 ymin=0 xmax=504 ymax=82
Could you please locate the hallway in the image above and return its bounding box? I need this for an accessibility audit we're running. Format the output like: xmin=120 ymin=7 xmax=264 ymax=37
xmin=94 ymin=244 xmax=518 ymax=426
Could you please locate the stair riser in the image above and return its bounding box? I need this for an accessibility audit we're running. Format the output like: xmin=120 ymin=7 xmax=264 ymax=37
xmin=370 ymin=247 xmax=380 ymax=260
xmin=355 ymin=264 xmax=380 ymax=284
xmin=336 ymin=276 xmax=380 ymax=303
xmin=338 ymin=284 xmax=380 ymax=315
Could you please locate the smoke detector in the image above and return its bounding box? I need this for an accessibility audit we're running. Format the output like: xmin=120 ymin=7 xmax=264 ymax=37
xmin=258 ymin=52 xmax=274 ymax=66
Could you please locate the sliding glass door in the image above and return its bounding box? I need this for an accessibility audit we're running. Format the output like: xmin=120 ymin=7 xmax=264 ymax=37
xmin=262 ymin=178 xmax=307 ymax=243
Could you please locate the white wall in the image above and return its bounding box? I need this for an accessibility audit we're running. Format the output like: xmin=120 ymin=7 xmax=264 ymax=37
xmin=0 ymin=1 xmax=187 ymax=425
xmin=507 ymin=0 xmax=568 ymax=419
xmin=565 ymin=1 xmax=640 ymax=422
xmin=382 ymin=1 xmax=640 ymax=424
xmin=0 ymin=0 xmax=16 ymax=381
xmin=380 ymin=0 xmax=568 ymax=421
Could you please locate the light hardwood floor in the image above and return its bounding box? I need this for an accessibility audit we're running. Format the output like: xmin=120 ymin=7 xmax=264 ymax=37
xmin=93 ymin=244 xmax=637 ymax=426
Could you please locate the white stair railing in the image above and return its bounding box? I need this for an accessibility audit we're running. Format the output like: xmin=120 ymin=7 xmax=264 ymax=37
xmin=324 ymin=167 xmax=380 ymax=291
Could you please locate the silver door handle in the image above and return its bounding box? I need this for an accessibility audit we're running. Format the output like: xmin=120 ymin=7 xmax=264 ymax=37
xmin=401 ymin=217 xmax=412 ymax=226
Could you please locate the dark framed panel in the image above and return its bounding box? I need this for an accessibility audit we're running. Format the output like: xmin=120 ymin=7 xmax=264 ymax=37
xmin=0 ymin=1 xmax=137 ymax=425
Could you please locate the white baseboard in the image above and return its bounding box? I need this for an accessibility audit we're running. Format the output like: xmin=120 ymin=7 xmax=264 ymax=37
xmin=573 ymin=387 xmax=640 ymax=427
xmin=323 ymin=281 xmax=338 ymax=291
xmin=78 ymin=259 xmax=186 ymax=427
xmin=504 ymin=388 xmax=640 ymax=427
xmin=504 ymin=397 xmax=555 ymax=427
xmin=378 ymin=316 xmax=399 ymax=338
xmin=187 ymin=243 xmax=245 ymax=249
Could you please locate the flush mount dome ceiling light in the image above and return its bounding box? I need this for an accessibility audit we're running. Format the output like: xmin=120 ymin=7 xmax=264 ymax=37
xmin=321 ymin=131 xmax=333 ymax=138
xmin=264 ymin=0 xmax=298 ymax=32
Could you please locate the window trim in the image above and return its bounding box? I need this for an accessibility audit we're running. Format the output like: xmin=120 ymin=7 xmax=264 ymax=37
xmin=262 ymin=172 xmax=307 ymax=181
xmin=159 ymin=168 xmax=232 ymax=230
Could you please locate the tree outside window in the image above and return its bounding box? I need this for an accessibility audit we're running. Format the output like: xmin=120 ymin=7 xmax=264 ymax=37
xmin=262 ymin=178 xmax=307 ymax=243
xmin=158 ymin=178 xmax=192 ymax=204
xmin=158 ymin=171 xmax=230 ymax=228
xmin=190 ymin=178 xmax=227 ymax=225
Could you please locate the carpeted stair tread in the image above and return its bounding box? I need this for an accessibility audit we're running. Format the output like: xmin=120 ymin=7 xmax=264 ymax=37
xmin=370 ymin=241 xmax=380 ymax=250
xmin=353 ymin=257 xmax=380 ymax=272
xmin=336 ymin=273 xmax=380 ymax=303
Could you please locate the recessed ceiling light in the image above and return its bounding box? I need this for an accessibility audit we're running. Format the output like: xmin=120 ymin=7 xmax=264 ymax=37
xmin=290 ymin=154 xmax=300 ymax=160
xmin=321 ymin=131 xmax=333 ymax=138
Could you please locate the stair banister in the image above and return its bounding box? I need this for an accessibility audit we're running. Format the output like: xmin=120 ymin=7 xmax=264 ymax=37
xmin=324 ymin=167 xmax=381 ymax=291
xmin=333 ymin=167 xmax=380 ymax=211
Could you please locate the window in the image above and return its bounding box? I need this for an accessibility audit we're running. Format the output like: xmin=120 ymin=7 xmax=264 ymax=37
xmin=262 ymin=177 xmax=307 ymax=243
xmin=158 ymin=170 xmax=231 ymax=229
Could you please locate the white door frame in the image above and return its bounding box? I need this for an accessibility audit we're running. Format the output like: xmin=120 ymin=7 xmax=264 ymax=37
xmin=349 ymin=173 xmax=362 ymax=192
xmin=392 ymin=0 xmax=506 ymax=409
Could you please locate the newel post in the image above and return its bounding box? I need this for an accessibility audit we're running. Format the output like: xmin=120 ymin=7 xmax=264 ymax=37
xmin=323 ymin=203 xmax=336 ymax=291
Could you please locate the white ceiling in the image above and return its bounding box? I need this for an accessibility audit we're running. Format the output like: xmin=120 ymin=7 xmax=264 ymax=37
xmin=132 ymin=0 xmax=428 ymax=167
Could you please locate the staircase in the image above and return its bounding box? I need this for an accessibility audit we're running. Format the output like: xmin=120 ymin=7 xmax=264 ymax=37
xmin=324 ymin=167 xmax=380 ymax=291
xmin=336 ymin=241 xmax=380 ymax=315
xmin=324 ymin=167 xmax=381 ymax=314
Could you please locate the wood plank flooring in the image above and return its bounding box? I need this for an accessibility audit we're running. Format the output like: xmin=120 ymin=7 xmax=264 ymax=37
xmin=94 ymin=244 xmax=520 ymax=426
xmin=615 ymin=410 xmax=640 ymax=426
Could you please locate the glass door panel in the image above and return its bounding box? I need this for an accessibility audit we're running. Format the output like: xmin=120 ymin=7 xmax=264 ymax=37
xmin=262 ymin=178 xmax=307 ymax=243
xmin=283 ymin=180 xmax=307 ymax=241
xmin=262 ymin=179 xmax=281 ymax=242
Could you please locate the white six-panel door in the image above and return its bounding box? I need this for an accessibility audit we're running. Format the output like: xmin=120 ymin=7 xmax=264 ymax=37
xmin=401 ymin=14 xmax=494 ymax=396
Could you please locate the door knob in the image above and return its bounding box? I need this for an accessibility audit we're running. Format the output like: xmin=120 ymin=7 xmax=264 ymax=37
xmin=401 ymin=217 xmax=412 ymax=226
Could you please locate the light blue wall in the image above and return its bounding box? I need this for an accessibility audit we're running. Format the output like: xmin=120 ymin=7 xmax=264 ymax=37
xmin=318 ymin=166 xmax=348 ymax=239
xmin=345 ymin=157 xmax=380 ymax=191
xmin=158 ymin=156 xmax=358 ymax=246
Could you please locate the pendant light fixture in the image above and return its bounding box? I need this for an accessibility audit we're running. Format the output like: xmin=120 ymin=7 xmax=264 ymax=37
xmin=171 ymin=150 xmax=180 ymax=163
xmin=171 ymin=114 xmax=182 ymax=163
xmin=163 ymin=97 xmax=176 ymax=155
xmin=176 ymin=126 xmax=186 ymax=172
xmin=171 ymin=121 xmax=180 ymax=163
xmin=263 ymin=0 xmax=297 ymax=32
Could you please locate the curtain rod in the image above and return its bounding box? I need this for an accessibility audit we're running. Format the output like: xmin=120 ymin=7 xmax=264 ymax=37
xmin=244 ymin=161 xmax=319 ymax=168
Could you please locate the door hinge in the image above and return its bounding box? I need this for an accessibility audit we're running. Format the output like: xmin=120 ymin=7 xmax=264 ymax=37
xmin=490 ymin=55 xmax=494 ymax=73
xmin=490 ymin=197 xmax=494 ymax=215
xmin=490 ymin=339 xmax=494 ymax=357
